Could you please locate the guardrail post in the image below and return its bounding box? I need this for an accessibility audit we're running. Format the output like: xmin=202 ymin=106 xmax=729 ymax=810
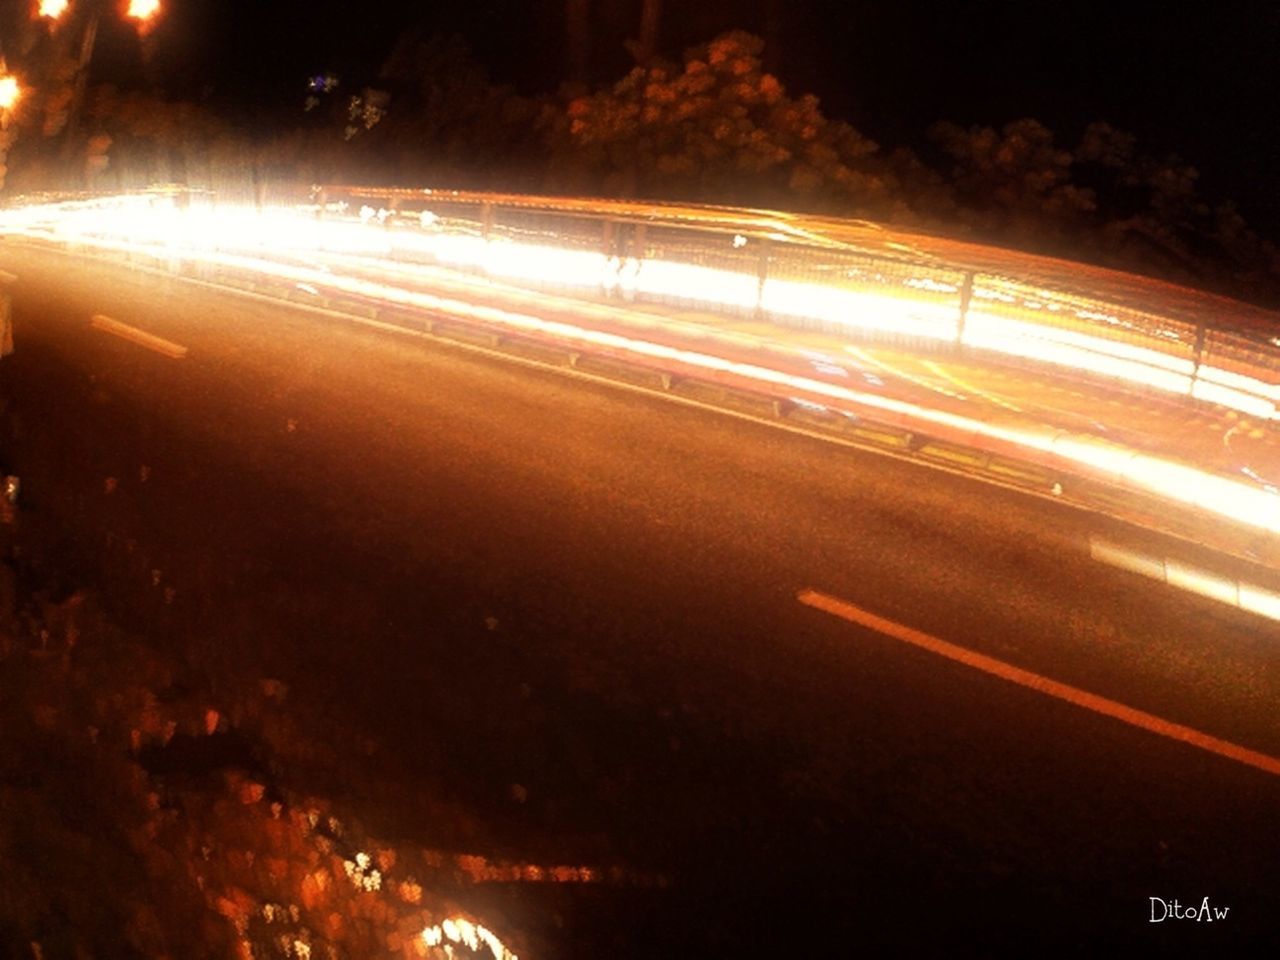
xmin=957 ymin=270 xmax=975 ymax=347
xmin=602 ymin=219 xmax=618 ymax=297
xmin=1191 ymin=322 xmax=1207 ymax=389
xmin=755 ymin=238 xmax=771 ymax=320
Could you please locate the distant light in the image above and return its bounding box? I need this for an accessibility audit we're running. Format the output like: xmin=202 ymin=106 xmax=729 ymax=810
xmin=307 ymin=73 xmax=339 ymax=94
xmin=127 ymin=0 xmax=161 ymax=22
xmin=0 ymin=75 xmax=20 ymax=111
xmin=38 ymin=0 xmax=70 ymax=18
xmin=732 ymin=234 xmax=747 ymax=248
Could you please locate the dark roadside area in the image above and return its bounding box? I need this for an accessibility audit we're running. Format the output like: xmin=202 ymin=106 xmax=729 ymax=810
xmin=3 ymin=472 xmax=1272 ymax=959
xmin=0 ymin=493 xmax=553 ymax=959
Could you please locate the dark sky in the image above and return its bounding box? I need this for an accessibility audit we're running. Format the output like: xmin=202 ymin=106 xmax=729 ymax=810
xmin=34 ymin=0 xmax=1280 ymax=234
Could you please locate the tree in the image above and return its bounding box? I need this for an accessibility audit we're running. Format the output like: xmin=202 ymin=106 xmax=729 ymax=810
xmin=930 ymin=117 xmax=1096 ymax=245
xmin=556 ymin=31 xmax=886 ymax=211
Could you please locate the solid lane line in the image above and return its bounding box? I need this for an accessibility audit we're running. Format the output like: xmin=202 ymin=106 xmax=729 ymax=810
xmin=796 ymin=588 xmax=1280 ymax=777
xmin=90 ymin=314 xmax=188 ymax=359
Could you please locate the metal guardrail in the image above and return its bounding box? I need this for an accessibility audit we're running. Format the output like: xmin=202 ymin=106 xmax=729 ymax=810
xmin=26 ymin=231 xmax=1273 ymax=572
xmin=313 ymin=184 xmax=1280 ymax=422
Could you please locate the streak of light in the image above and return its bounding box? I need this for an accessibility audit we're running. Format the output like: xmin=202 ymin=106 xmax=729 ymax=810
xmin=963 ymin=309 xmax=1198 ymax=382
xmin=762 ymin=275 xmax=959 ymax=342
xmin=845 ymin=346 xmax=966 ymax=401
xmin=1 ymin=191 xmax=1274 ymax=422
xmin=922 ymin=359 xmax=1024 ymax=412
xmin=4 ymin=194 xmax=1280 ymax=534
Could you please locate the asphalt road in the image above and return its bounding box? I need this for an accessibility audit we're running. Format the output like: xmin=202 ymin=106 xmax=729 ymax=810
xmin=2 ymin=242 xmax=1278 ymax=954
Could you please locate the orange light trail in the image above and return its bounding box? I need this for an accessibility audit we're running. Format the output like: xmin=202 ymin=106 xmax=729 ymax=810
xmin=2 ymin=192 xmax=1278 ymax=538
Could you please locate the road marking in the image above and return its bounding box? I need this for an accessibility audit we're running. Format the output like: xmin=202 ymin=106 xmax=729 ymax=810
xmin=797 ymin=588 xmax=1280 ymax=777
xmin=844 ymin=346 xmax=966 ymax=400
xmin=922 ymin=360 xmax=1024 ymax=412
xmin=90 ymin=314 xmax=188 ymax=359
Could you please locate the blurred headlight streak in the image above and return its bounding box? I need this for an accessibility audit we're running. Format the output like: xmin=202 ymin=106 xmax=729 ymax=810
xmin=963 ymin=310 xmax=1198 ymax=376
xmin=633 ymin=259 xmax=761 ymax=312
xmin=762 ymin=277 xmax=959 ymax=342
xmin=4 ymin=192 xmax=1280 ymax=537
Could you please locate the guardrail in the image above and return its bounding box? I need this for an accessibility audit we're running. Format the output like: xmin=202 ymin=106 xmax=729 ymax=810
xmin=313 ymin=184 xmax=1280 ymax=423
xmin=5 ymin=185 xmax=1280 ymax=571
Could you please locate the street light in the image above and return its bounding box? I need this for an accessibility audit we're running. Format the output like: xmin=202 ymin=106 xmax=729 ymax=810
xmin=126 ymin=0 xmax=161 ymax=24
xmin=0 ymin=74 xmax=21 ymax=113
xmin=38 ymin=0 xmax=71 ymax=19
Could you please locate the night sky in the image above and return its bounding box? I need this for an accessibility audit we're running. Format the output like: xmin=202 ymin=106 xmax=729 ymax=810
xmin=28 ymin=0 xmax=1280 ymax=235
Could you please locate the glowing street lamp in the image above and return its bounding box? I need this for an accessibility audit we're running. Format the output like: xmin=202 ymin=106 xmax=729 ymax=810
xmin=38 ymin=0 xmax=71 ymax=19
xmin=126 ymin=0 xmax=161 ymax=24
xmin=0 ymin=74 xmax=21 ymax=112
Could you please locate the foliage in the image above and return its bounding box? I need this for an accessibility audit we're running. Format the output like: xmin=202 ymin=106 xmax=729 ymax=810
xmin=554 ymin=31 xmax=887 ymax=210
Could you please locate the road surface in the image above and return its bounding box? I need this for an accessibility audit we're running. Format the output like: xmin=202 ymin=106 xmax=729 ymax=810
xmin=1 ymin=243 xmax=1277 ymax=954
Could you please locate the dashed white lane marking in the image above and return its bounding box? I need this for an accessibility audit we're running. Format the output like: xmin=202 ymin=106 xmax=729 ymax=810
xmin=921 ymin=360 xmax=1024 ymax=412
xmin=90 ymin=314 xmax=188 ymax=359
xmin=797 ymin=588 xmax=1280 ymax=777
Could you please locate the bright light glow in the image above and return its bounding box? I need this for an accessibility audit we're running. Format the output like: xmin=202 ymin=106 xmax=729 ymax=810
xmin=633 ymin=259 xmax=761 ymax=312
xmin=421 ymin=917 xmax=518 ymax=960
xmin=10 ymin=191 xmax=1275 ymax=420
xmin=763 ymin=276 xmax=959 ymax=342
xmin=4 ymin=192 xmax=1280 ymax=542
xmin=965 ymin=310 xmax=1197 ymax=377
xmin=38 ymin=0 xmax=70 ymax=18
xmin=0 ymin=75 xmax=19 ymax=111
xmin=127 ymin=0 xmax=160 ymax=21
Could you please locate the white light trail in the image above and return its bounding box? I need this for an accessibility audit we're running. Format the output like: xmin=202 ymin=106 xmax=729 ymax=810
xmin=3 ymin=192 xmax=1280 ymax=538
xmin=762 ymin=276 xmax=959 ymax=342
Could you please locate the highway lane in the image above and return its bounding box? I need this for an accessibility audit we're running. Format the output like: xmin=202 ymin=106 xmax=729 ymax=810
xmin=1 ymin=243 xmax=1279 ymax=953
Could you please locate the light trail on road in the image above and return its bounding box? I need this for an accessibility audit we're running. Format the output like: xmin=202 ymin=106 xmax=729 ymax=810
xmin=3 ymin=191 xmax=1280 ymax=545
xmin=3 ymin=192 xmax=1276 ymax=417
